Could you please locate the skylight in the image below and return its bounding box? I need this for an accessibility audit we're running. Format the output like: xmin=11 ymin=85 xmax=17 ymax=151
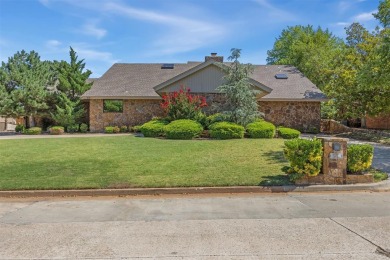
xmin=275 ymin=74 xmax=288 ymax=79
xmin=161 ymin=64 xmax=174 ymax=69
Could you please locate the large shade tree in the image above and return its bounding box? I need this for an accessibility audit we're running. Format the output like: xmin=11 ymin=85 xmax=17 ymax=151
xmin=0 ymin=50 xmax=54 ymax=127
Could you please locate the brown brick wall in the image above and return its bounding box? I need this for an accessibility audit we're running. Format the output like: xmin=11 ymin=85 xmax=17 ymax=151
xmin=88 ymin=98 xmax=322 ymax=132
xmin=366 ymin=114 xmax=390 ymax=130
xmin=89 ymin=99 xmax=164 ymax=132
xmin=259 ymin=101 xmax=321 ymax=132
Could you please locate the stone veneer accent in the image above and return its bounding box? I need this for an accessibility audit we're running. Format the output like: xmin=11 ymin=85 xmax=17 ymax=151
xmin=89 ymin=99 xmax=164 ymax=132
xmin=259 ymin=101 xmax=321 ymax=132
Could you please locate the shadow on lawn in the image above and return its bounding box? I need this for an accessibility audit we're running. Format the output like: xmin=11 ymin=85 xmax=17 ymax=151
xmin=262 ymin=150 xmax=287 ymax=163
xmin=259 ymin=150 xmax=291 ymax=186
xmin=259 ymin=175 xmax=291 ymax=186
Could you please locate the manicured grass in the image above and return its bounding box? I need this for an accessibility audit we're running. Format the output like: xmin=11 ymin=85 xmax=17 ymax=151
xmin=0 ymin=136 xmax=290 ymax=190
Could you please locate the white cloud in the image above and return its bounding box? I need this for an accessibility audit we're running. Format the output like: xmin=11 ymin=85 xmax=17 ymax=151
xmin=72 ymin=46 xmax=118 ymax=64
xmin=101 ymin=2 xmax=227 ymax=55
xmin=253 ymin=0 xmax=296 ymax=22
xmin=46 ymin=39 xmax=62 ymax=49
xmin=352 ymin=10 xmax=376 ymax=22
xmin=81 ymin=21 xmax=107 ymax=39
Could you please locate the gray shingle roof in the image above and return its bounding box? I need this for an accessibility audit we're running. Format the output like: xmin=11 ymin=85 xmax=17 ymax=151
xmin=82 ymin=62 xmax=327 ymax=101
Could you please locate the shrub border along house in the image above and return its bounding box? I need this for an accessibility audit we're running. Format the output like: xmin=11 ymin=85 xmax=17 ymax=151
xmin=246 ymin=120 xmax=276 ymax=138
xmin=164 ymin=119 xmax=203 ymax=140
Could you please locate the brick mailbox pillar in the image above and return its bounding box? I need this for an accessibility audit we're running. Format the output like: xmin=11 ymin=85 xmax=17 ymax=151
xmin=320 ymin=137 xmax=348 ymax=185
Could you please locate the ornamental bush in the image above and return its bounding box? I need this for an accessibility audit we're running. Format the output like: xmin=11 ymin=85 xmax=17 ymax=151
xmin=15 ymin=124 xmax=25 ymax=133
xmin=67 ymin=124 xmax=79 ymax=133
xmin=347 ymin=144 xmax=374 ymax=173
xmin=49 ymin=126 xmax=65 ymax=135
xmin=206 ymin=113 xmax=230 ymax=128
xmin=161 ymin=86 xmax=207 ymax=121
xmin=120 ymin=125 xmax=128 ymax=133
xmin=23 ymin=127 xmax=42 ymax=135
xmin=283 ymin=138 xmax=323 ymax=181
xmin=104 ymin=126 xmax=114 ymax=133
xmin=209 ymin=122 xmax=245 ymax=139
xmin=140 ymin=119 xmax=168 ymax=137
xmin=278 ymin=127 xmax=301 ymax=139
xmin=164 ymin=119 xmax=203 ymax=140
xmin=246 ymin=120 xmax=275 ymax=138
xmin=79 ymin=123 xmax=88 ymax=133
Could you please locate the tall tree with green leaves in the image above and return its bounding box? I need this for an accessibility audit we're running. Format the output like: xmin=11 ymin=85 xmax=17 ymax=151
xmin=356 ymin=0 xmax=390 ymax=117
xmin=217 ymin=48 xmax=260 ymax=126
xmin=56 ymin=47 xmax=92 ymax=101
xmin=267 ymin=25 xmax=344 ymax=91
xmin=50 ymin=93 xmax=85 ymax=130
xmin=0 ymin=50 xmax=54 ymax=127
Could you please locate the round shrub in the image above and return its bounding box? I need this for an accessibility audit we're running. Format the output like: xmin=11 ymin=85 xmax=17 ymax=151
xmin=79 ymin=123 xmax=88 ymax=133
xmin=120 ymin=125 xmax=128 ymax=133
xmin=206 ymin=113 xmax=230 ymax=128
xmin=140 ymin=119 xmax=168 ymax=137
xmin=112 ymin=126 xmax=120 ymax=133
xmin=104 ymin=126 xmax=114 ymax=133
xmin=23 ymin=127 xmax=42 ymax=135
xmin=67 ymin=124 xmax=79 ymax=133
xmin=347 ymin=144 xmax=374 ymax=173
xmin=246 ymin=120 xmax=275 ymax=138
xmin=164 ymin=119 xmax=203 ymax=140
xmin=278 ymin=127 xmax=301 ymax=139
xmin=15 ymin=124 xmax=25 ymax=133
xmin=49 ymin=126 xmax=64 ymax=135
xmin=209 ymin=122 xmax=245 ymax=139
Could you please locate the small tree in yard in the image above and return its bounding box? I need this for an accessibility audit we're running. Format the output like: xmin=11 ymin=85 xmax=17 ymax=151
xmin=161 ymin=86 xmax=207 ymax=121
xmin=217 ymin=48 xmax=260 ymax=126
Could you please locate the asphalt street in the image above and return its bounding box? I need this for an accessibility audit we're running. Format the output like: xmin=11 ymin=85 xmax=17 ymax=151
xmin=0 ymin=192 xmax=389 ymax=259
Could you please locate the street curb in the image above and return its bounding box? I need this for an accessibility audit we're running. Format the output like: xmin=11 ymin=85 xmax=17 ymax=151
xmin=0 ymin=180 xmax=389 ymax=198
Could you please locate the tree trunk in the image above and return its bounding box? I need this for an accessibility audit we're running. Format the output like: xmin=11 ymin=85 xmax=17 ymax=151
xmin=4 ymin=117 xmax=7 ymax=131
xmin=24 ymin=116 xmax=30 ymax=129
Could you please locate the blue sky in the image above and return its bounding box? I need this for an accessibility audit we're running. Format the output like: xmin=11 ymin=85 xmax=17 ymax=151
xmin=0 ymin=0 xmax=381 ymax=77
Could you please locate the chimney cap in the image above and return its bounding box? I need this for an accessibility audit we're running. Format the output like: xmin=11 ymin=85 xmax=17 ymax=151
xmin=211 ymin=52 xmax=217 ymax=56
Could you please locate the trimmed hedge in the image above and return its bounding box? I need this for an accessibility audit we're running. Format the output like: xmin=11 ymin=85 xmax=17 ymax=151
xmin=120 ymin=125 xmax=128 ymax=133
xmin=283 ymin=138 xmax=323 ymax=181
xmin=347 ymin=144 xmax=374 ymax=173
xmin=209 ymin=122 xmax=245 ymax=139
xmin=67 ymin=124 xmax=79 ymax=133
xmin=104 ymin=126 xmax=114 ymax=133
xmin=23 ymin=127 xmax=42 ymax=135
xmin=80 ymin=123 xmax=88 ymax=133
xmin=246 ymin=121 xmax=275 ymax=138
xmin=164 ymin=119 xmax=203 ymax=140
xmin=140 ymin=119 xmax=168 ymax=137
xmin=206 ymin=113 xmax=230 ymax=128
xmin=49 ymin=126 xmax=64 ymax=135
xmin=278 ymin=127 xmax=301 ymax=139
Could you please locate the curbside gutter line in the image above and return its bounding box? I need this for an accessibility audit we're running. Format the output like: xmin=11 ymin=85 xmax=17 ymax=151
xmin=0 ymin=180 xmax=389 ymax=198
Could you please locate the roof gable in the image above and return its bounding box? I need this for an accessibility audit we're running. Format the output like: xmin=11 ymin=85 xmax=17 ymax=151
xmin=153 ymin=60 xmax=272 ymax=94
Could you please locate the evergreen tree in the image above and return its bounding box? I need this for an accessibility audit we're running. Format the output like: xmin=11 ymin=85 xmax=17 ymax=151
xmin=56 ymin=47 xmax=92 ymax=101
xmin=217 ymin=48 xmax=260 ymax=126
xmin=0 ymin=50 xmax=54 ymax=127
xmin=50 ymin=93 xmax=85 ymax=130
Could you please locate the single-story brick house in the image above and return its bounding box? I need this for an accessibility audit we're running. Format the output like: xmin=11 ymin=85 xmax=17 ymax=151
xmin=81 ymin=53 xmax=327 ymax=132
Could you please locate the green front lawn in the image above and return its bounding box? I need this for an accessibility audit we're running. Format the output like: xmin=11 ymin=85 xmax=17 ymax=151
xmin=0 ymin=136 xmax=290 ymax=190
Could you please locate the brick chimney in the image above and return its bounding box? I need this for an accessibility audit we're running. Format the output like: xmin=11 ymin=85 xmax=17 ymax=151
xmin=205 ymin=52 xmax=224 ymax=62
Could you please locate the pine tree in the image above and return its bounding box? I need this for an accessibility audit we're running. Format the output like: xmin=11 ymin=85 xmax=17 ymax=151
xmin=56 ymin=47 xmax=92 ymax=101
xmin=0 ymin=50 xmax=54 ymax=127
xmin=50 ymin=93 xmax=85 ymax=130
xmin=217 ymin=48 xmax=260 ymax=126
